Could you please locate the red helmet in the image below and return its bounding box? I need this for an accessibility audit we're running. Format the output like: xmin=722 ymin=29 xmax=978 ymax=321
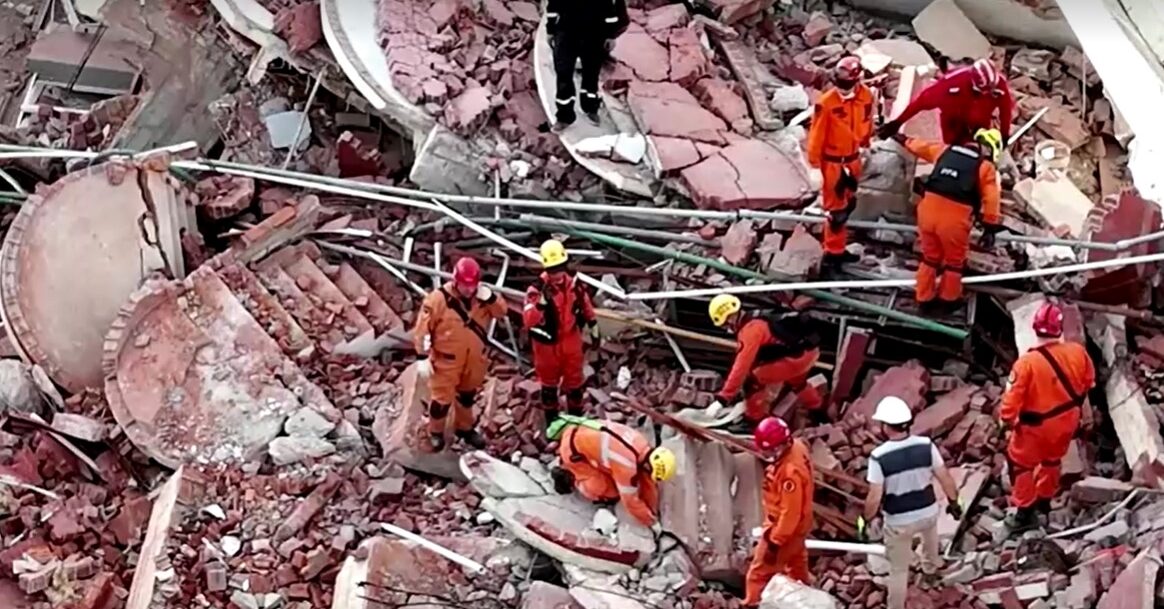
xmin=835 ymin=56 xmax=861 ymax=84
xmin=1032 ymin=301 xmax=1064 ymax=338
xmin=970 ymin=58 xmax=1000 ymax=91
xmin=754 ymin=417 xmax=791 ymax=451
xmin=453 ymin=257 xmax=482 ymax=290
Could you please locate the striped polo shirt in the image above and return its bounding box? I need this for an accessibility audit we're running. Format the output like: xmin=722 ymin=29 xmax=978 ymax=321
xmin=866 ymin=435 xmax=944 ymax=527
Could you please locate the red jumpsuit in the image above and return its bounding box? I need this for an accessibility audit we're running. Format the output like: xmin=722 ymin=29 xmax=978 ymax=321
xmin=806 ymin=84 xmax=875 ymax=256
xmin=891 ymin=65 xmax=1014 ymax=144
xmin=744 ymin=438 xmax=815 ymax=605
xmin=558 ymin=421 xmax=659 ymax=526
xmin=523 ymin=272 xmax=596 ymax=414
xmin=1001 ymin=341 xmax=1095 ymax=508
xmin=719 ymin=318 xmax=822 ymax=423
xmin=902 ymin=137 xmax=1001 ymax=303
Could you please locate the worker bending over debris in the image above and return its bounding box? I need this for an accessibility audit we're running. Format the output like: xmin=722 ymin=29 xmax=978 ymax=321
xmin=546 ymin=0 xmax=628 ymax=130
xmin=860 ymin=397 xmax=962 ymax=609
xmin=744 ymin=417 xmax=814 ymax=606
xmin=413 ymin=257 xmax=509 ymax=452
xmin=707 ymin=295 xmax=822 ymax=433
xmin=806 ymin=56 xmax=875 ymax=269
xmin=547 ymin=414 xmax=676 ymax=532
xmin=524 ymin=240 xmax=599 ymax=426
xmin=895 ymin=128 xmax=1004 ymax=312
xmin=1000 ymin=301 xmax=1095 ymax=531
xmin=879 ymin=58 xmax=1014 ymax=145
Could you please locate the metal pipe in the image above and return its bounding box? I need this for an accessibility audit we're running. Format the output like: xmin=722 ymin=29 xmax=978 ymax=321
xmin=514 ymin=214 xmax=712 ymax=246
xmin=380 ymin=523 xmax=486 ymax=573
xmin=968 ymin=285 xmax=1157 ymax=320
xmin=282 ymin=69 xmax=324 ymax=170
xmin=1048 ymin=489 xmax=1141 ymax=540
xmin=567 ymin=229 xmax=968 ymax=340
xmin=805 ymin=539 xmax=886 ymax=556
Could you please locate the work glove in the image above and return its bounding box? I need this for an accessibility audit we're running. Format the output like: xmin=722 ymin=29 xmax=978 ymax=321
xmin=946 ymin=498 xmax=965 ymax=520
xmin=877 ymin=119 xmax=902 ymax=140
xmin=416 ymin=356 xmax=433 ymax=380
xmin=588 ymin=321 xmax=601 ymax=342
xmin=828 ymin=208 xmax=851 ymax=231
xmin=856 ymin=516 xmax=868 ymax=542
xmin=476 ymin=285 xmax=495 ymax=303
xmin=979 ymin=224 xmax=1005 ymax=249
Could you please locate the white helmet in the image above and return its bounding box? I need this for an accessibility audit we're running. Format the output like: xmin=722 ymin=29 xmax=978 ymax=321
xmin=872 ymin=396 xmax=913 ymax=425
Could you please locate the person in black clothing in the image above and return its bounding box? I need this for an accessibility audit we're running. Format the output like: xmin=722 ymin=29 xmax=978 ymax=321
xmin=546 ymin=0 xmax=628 ymax=130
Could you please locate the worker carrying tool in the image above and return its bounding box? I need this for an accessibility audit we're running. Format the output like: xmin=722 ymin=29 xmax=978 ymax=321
xmin=1000 ymin=300 xmax=1095 ymax=531
xmin=524 ymin=240 xmax=599 ymax=426
xmin=743 ymin=417 xmax=814 ymax=607
xmin=546 ymin=414 xmax=676 ymax=531
xmin=413 ymin=256 xmax=509 ymax=452
xmin=895 ymin=128 xmax=1004 ymax=311
xmin=546 ymin=0 xmax=628 ymax=130
xmin=878 ymin=58 xmax=1014 ymax=146
xmin=860 ymin=397 xmax=962 ymax=609
xmin=706 ymin=295 xmax=822 ymax=433
xmin=806 ymin=56 xmax=875 ymax=268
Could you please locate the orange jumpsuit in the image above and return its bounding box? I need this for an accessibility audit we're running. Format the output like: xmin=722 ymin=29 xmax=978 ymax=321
xmin=744 ymin=438 xmax=815 ymax=605
xmin=719 ymin=318 xmax=822 ymax=422
xmin=1001 ymin=341 xmax=1095 ymax=508
xmin=523 ymin=271 xmax=596 ymax=412
xmin=806 ymin=84 xmax=875 ymax=256
xmin=558 ymin=421 xmax=659 ymax=526
xmin=902 ymin=137 xmax=1001 ymax=303
xmin=413 ymin=281 xmax=509 ymax=434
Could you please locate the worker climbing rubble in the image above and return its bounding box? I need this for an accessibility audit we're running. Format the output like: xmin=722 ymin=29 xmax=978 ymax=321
xmin=860 ymin=397 xmax=963 ymax=609
xmin=523 ymin=239 xmax=599 ymax=426
xmin=744 ymin=417 xmax=815 ymax=607
xmin=413 ymin=256 xmax=510 ymax=452
xmin=546 ymin=0 xmax=629 ymax=130
xmin=546 ymin=414 xmax=676 ymax=532
xmin=1000 ymin=300 xmax=1096 ymax=531
xmin=706 ymin=295 xmax=822 ymax=433
xmin=878 ymin=57 xmax=1014 ymax=146
xmin=806 ymin=56 xmax=875 ymax=270
xmin=895 ymin=128 xmax=1005 ymax=312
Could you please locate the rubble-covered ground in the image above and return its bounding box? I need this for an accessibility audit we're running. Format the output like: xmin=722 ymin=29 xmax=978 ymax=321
xmin=0 ymin=1 xmax=1162 ymax=609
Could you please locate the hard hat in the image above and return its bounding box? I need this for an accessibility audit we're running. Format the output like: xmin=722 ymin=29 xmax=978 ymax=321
xmin=1032 ymin=300 xmax=1064 ymax=338
xmin=974 ymin=128 xmax=1003 ymax=163
xmin=970 ymin=58 xmax=1000 ymax=91
xmin=872 ymin=396 xmax=913 ymax=426
xmin=834 ymin=56 xmax=862 ymax=85
xmin=754 ymin=417 xmax=791 ymax=451
xmin=708 ymin=294 xmax=741 ymax=327
xmin=649 ymin=447 xmax=677 ymax=482
xmin=540 ymin=239 xmax=569 ymax=269
xmin=453 ymin=257 xmax=482 ymax=289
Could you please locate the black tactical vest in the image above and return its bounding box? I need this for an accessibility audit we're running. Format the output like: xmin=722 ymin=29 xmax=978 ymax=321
xmin=755 ymin=313 xmax=820 ymax=363
xmin=923 ymin=145 xmax=985 ymax=207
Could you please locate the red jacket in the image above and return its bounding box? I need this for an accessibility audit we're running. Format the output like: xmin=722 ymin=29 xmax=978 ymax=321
xmin=893 ymin=66 xmax=1014 ymax=142
xmin=522 ymin=272 xmax=596 ymax=343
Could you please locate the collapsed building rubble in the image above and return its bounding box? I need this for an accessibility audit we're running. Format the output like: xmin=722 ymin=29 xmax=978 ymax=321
xmin=0 ymin=0 xmax=1163 ymax=609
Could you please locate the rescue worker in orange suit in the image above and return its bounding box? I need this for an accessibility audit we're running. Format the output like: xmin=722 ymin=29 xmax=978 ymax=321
xmin=895 ymin=128 xmax=1004 ymax=311
xmin=744 ymin=417 xmax=815 ymax=606
xmin=879 ymin=58 xmax=1014 ymax=146
xmin=1000 ymin=301 xmax=1095 ymax=531
xmin=546 ymin=0 xmax=629 ymax=130
xmin=413 ymin=256 xmax=509 ymax=452
xmin=806 ymin=56 xmax=875 ymax=268
xmin=546 ymin=414 xmax=677 ymax=533
xmin=706 ymin=294 xmax=822 ymax=433
xmin=523 ymin=240 xmax=599 ymax=425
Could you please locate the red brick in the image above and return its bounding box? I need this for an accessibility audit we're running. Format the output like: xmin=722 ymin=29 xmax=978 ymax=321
xmin=205 ymin=561 xmax=227 ymax=592
xmin=913 ymin=385 xmax=975 ymax=438
xmin=831 ymin=327 xmax=871 ymax=407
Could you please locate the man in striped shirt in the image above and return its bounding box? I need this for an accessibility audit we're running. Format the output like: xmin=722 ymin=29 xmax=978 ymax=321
xmin=861 ymin=396 xmax=962 ymax=609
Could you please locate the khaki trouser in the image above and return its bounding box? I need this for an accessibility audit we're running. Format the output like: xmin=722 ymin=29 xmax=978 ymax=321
xmin=883 ymin=514 xmax=940 ymax=609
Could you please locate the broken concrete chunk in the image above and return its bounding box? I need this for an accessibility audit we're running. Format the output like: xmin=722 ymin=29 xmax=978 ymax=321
xmin=760 ymin=575 xmax=839 ymax=609
xmin=1096 ymin=548 xmax=1159 ymax=609
xmin=264 ymin=111 xmax=311 ymax=150
xmin=1013 ymin=173 xmax=1095 ymax=237
xmin=50 ymin=413 xmax=107 ymax=443
xmin=592 ymin=509 xmax=618 ymax=537
xmin=460 ymin=451 xmax=548 ymax=499
xmin=0 ymin=360 xmax=46 ymax=418
xmin=764 ymin=224 xmax=823 ymax=279
xmin=846 ymin=360 xmax=930 ymax=421
xmin=701 ymin=0 xmax=776 ymax=25
xmin=680 ymin=140 xmax=812 ymax=211
xmin=720 ymin=220 xmax=758 ymax=266
xmin=1069 ymin=477 xmax=1135 ymax=503
xmin=523 ymin=582 xmax=582 ymax=609
xmin=802 ymin=12 xmax=833 ymax=46
xmin=284 ymin=408 xmax=336 ymax=438
xmin=769 ymin=84 xmax=809 ymax=113
xmin=268 ymin=436 xmax=336 ymax=465
xmin=912 ymin=0 xmax=992 ymax=62
xmin=855 ymin=39 xmax=934 ymax=73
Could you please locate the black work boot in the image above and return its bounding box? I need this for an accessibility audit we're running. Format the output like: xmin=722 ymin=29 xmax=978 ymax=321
xmin=566 ymin=387 xmax=585 ymax=416
xmin=455 ymin=429 xmax=487 ymax=450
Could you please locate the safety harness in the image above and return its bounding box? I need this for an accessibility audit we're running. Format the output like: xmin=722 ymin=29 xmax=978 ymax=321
xmin=755 ymin=312 xmax=821 ymax=363
xmin=1016 ymin=346 xmax=1087 ymax=426
xmin=527 ymin=277 xmax=589 ymax=344
xmin=439 ymin=287 xmax=491 ymax=347
xmin=549 ymin=414 xmax=651 ymax=477
xmin=921 ymin=145 xmax=987 ymax=208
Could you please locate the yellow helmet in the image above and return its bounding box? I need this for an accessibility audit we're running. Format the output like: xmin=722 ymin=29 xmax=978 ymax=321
xmin=648 ymin=447 xmax=676 ymax=482
xmin=974 ymin=128 xmax=1003 ymax=163
xmin=540 ymin=239 xmax=569 ymax=269
xmin=708 ymin=294 xmax=741 ymax=327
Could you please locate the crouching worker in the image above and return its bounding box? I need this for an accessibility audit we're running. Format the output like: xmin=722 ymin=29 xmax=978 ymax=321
xmin=547 ymin=414 xmax=676 ymax=533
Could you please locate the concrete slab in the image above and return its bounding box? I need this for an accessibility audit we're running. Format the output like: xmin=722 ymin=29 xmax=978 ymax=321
xmin=1012 ymin=173 xmax=1095 ymax=237
xmin=847 ymin=0 xmax=1076 ymax=49
xmin=460 ymin=451 xmax=548 ymax=499
xmin=844 ymin=360 xmax=930 ymax=421
xmin=533 ymin=18 xmax=654 ymax=197
xmin=125 ymin=468 xmax=186 ymax=609
xmin=912 ymin=0 xmax=992 ymax=62
xmin=854 ymin=140 xmax=917 ymax=223
xmin=680 ymin=140 xmax=813 ymax=211
xmin=409 ymin=124 xmax=492 ymax=196
xmin=372 ymin=364 xmax=466 ymax=481
xmin=1096 ymin=548 xmax=1160 ymax=609
xmin=0 ymin=162 xmax=189 ymax=393
xmin=27 ymin=23 xmax=141 ymax=94
xmin=695 ymin=441 xmax=737 ymax=580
